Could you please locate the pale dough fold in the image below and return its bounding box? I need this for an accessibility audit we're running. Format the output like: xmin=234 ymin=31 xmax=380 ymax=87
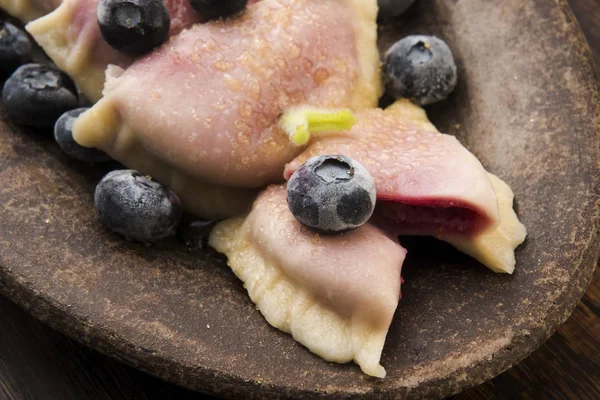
xmin=210 ymin=186 xmax=406 ymax=378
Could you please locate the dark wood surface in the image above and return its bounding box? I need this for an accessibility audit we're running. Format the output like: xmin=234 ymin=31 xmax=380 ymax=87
xmin=0 ymin=1 xmax=598 ymax=399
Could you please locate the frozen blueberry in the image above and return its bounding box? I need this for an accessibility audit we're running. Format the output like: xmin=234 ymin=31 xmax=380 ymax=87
xmin=54 ymin=108 xmax=111 ymax=163
xmin=188 ymin=0 xmax=248 ymax=21
xmin=384 ymin=35 xmax=458 ymax=105
xmin=178 ymin=217 xmax=219 ymax=250
xmin=94 ymin=170 xmax=182 ymax=242
xmin=2 ymin=63 xmax=79 ymax=128
xmin=98 ymin=0 xmax=170 ymax=55
xmin=287 ymin=155 xmax=376 ymax=233
xmin=378 ymin=0 xmax=417 ymax=18
xmin=0 ymin=21 xmax=32 ymax=79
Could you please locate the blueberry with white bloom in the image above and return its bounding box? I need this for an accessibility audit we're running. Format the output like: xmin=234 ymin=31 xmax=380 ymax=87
xmin=94 ymin=170 xmax=182 ymax=242
xmin=287 ymin=155 xmax=376 ymax=233
xmin=2 ymin=63 xmax=78 ymax=128
xmin=384 ymin=35 xmax=458 ymax=105
xmin=98 ymin=0 xmax=170 ymax=55
xmin=0 ymin=21 xmax=32 ymax=78
xmin=54 ymin=108 xmax=111 ymax=163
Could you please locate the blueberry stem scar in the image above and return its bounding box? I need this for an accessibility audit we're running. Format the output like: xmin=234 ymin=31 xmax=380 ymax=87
xmin=280 ymin=106 xmax=358 ymax=146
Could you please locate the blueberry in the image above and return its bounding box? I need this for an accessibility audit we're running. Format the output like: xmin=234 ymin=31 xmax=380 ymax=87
xmin=94 ymin=170 xmax=182 ymax=242
xmin=188 ymin=0 xmax=248 ymax=21
xmin=0 ymin=21 xmax=32 ymax=79
xmin=287 ymin=155 xmax=376 ymax=233
xmin=98 ymin=0 xmax=170 ymax=55
xmin=2 ymin=63 xmax=79 ymax=128
xmin=383 ymin=35 xmax=458 ymax=105
xmin=54 ymin=108 xmax=111 ymax=163
xmin=378 ymin=0 xmax=417 ymax=18
xmin=178 ymin=216 xmax=218 ymax=250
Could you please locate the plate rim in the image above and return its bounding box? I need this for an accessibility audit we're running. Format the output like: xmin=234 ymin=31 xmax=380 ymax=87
xmin=0 ymin=0 xmax=599 ymax=398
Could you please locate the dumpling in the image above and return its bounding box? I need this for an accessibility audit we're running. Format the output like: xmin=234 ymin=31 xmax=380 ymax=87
xmin=285 ymin=101 xmax=501 ymax=236
xmin=27 ymin=0 xmax=133 ymax=102
xmin=0 ymin=0 xmax=59 ymax=22
xmin=26 ymin=0 xmax=261 ymax=102
xmin=72 ymin=0 xmax=381 ymax=217
xmin=382 ymin=100 xmax=526 ymax=273
xmin=25 ymin=0 xmax=213 ymax=102
xmin=209 ymin=185 xmax=406 ymax=378
xmin=441 ymin=173 xmax=527 ymax=274
xmin=285 ymin=100 xmax=526 ymax=273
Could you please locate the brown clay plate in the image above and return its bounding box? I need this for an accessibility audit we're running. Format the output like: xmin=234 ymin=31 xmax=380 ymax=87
xmin=0 ymin=0 xmax=599 ymax=398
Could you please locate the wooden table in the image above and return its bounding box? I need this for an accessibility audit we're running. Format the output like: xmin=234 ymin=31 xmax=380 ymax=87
xmin=1 ymin=1 xmax=598 ymax=399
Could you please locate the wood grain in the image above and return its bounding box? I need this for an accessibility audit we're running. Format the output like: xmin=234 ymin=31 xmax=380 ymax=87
xmin=0 ymin=0 xmax=598 ymax=399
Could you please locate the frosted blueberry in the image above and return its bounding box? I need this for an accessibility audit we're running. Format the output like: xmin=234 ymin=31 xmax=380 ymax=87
xmin=287 ymin=155 xmax=376 ymax=233
xmin=94 ymin=170 xmax=182 ymax=242
xmin=384 ymin=35 xmax=458 ymax=105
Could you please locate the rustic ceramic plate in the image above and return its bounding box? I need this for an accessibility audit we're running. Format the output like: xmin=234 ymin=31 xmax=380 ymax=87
xmin=0 ymin=0 xmax=599 ymax=398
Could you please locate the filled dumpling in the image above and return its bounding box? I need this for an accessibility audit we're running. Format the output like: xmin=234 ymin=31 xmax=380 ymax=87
xmin=26 ymin=0 xmax=205 ymax=101
xmin=285 ymin=100 xmax=527 ymax=273
xmin=209 ymin=185 xmax=406 ymax=378
xmin=27 ymin=0 xmax=133 ymax=102
xmin=72 ymin=0 xmax=381 ymax=217
xmin=26 ymin=0 xmax=262 ymax=101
